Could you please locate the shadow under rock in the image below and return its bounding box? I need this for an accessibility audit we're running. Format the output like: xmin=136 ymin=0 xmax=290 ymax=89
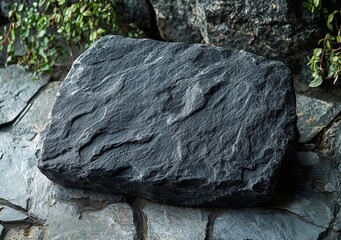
xmin=267 ymin=147 xmax=339 ymax=229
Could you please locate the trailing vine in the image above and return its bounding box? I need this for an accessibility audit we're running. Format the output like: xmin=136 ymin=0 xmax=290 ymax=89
xmin=0 ymin=0 xmax=143 ymax=77
xmin=304 ymin=0 xmax=341 ymax=87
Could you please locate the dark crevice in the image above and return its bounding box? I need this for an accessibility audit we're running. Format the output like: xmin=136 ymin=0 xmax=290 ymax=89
xmin=144 ymin=0 xmax=161 ymax=40
xmin=0 ymin=79 xmax=51 ymax=132
xmin=0 ymin=224 xmax=5 ymax=240
xmin=0 ymin=198 xmax=45 ymax=225
xmin=127 ymin=198 xmax=148 ymax=240
xmin=204 ymin=211 xmax=218 ymax=240
xmin=267 ymin=206 xmax=332 ymax=229
xmin=0 ymin=198 xmax=28 ymax=214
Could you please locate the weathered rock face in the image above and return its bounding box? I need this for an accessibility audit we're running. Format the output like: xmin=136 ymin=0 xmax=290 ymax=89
xmin=296 ymin=94 xmax=341 ymax=142
xmin=38 ymin=35 xmax=298 ymax=207
xmin=0 ymin=65 xmax=49 ymax=127
xmin=149 ymin=0 xmax=321 ymax=71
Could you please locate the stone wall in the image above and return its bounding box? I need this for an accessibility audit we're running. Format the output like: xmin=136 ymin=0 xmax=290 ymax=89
xmin=117 ymin=0 xmax=324 ymax=73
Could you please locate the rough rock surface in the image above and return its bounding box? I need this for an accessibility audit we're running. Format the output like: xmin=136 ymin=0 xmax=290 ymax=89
xmin=296 ymin=94 xmax=341 ymax=142
xmin=142 ymin=202 xmax=209 ymax=239
xmin=0 ymin=65 xmax=48 ymax=127
xmin=0 ymin=64 xmax=340 ymax=239
xmin=3 ymin=226 xmax=44 ymax=240
xmin=149 ymin=0 xmax=321 ymax=70
xmin=38 ymin=35 xmax=298 ymax=207
xmin=0 ymin=132 xmax=37 ymax=208
xmin=213 ymin=208 xmax=325 ymax=240
xmin=0 ymin=205 xmax=28 ymax=222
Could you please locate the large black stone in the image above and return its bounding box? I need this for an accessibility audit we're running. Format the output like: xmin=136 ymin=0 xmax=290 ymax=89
xmin=38 ymin=35 xmax=298 ymax=207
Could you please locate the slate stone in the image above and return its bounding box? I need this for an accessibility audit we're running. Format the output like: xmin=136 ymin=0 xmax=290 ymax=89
xmin=0 ymin=65 xmax=49 ymax=127
xmin=0 ymin=205 xmax=28 ymax=222
xmin=0 ymin=133 xmax=36 ymax=209
xmin=38 ymin=35 xmax=298 ymax=207
xmin=213 ymin=208 xmax=325 ymax=240
xmin=29 ymin=167 xmax=122 ymax=219
xmin=143 ymin=203 xmax=208 ymax=239
xmin=3 ymin=226 xmax=44 ymax=240
xmin=149 ymin=0 xmax=322 ymax=70
xmin=12 ymin=81 xmax=62 ymax=141
xmin=268 ymin=151 xmax=337 ymax=229
xmin=44 ymin=203 xmax=135 ymax=239
xmin=318 ymin=119 xmax=341 ymax=161
xmin=296 ymin=94 xmax=341 ymax=142
xmin=0 ymin=81 xmax=58 ymax=210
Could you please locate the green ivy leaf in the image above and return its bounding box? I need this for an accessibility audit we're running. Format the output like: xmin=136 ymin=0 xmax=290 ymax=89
xmin=327 ymin=13 xmax=334 ymax=31
xmin=37 ymin=29 xmax=46 ymax=38
xmin=314 ymin=48 xmax=322 ymax=56
xmin=41 ymin=63 xmax=50 ymax=72
xmin=18 ymin=3 xmax=24 ymax=12
xmin=89 ymin=31 xmax=97 ymax=41
xmin=97 ymin=28 xmax=106 ymax=35
xmin=309 ymin=76 xmax=323 ymax=87
xmin=83 ymin=10 xmax=92 ymax=17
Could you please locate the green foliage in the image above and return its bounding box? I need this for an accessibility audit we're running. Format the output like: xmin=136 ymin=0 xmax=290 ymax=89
xmin=0 ymin=0 xmax=143 ymax=76
xmin=304 ymin=0 xmax=341 ymax=87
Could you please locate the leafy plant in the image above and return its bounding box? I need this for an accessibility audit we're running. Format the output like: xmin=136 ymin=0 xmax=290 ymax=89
xmin=0 ymin=0 xmax=144 ymax=76
xmin=304 ymin=0 xmax=341 ymax=87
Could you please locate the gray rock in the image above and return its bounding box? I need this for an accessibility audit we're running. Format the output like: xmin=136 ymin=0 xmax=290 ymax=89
xmin=44 ymin=203 xmax=135 ymax=240
xmin=270 ymin=190 xmax=335 ymax=229
xmin=213 ymin=208 xmax=325 ymax=240
xmin=0 ymin=133 xmax=36 ymax=209
xmin=29 ymin=167 xmax=122 ymax=219
xmin=0 ymin=79 xmax=56 ymax=210
xmin=3 ymin=226 xmax=44 ymax=240
xmin=0 ymin=205 xmax=27 ymax=222
xmin=318 ymin=119 xmax=341 ymax=161
xmin=149 ymin=0 xmax=321 ymax=70
xmin=38 ymin=35 xmax=298 ymax=207
xmin=0 ymin=224 xmax=3 ymax=235
xmin=0 ymin=65 xmax=49 ymax=127
xmin=12 ymin=81 xmax=62 ymax=141
xmin=296 ymin=94 xmax=341 ymax=142
xmin=143 ymin=203 xmax=208 ymax=239
xmin=269 ymin=151 xmax=338 ymax=229
xmin=293 ymin=151 xmax=339 ymax=196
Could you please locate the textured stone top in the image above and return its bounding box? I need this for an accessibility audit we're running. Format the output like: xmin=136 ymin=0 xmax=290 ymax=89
xmin=38 ymin=35 xmax=298 ymax=207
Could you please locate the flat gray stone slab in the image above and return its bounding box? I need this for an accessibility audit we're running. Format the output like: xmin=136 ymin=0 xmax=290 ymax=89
xmin=29 ymin=167 xmax=122 ymax=219
xmin=12 ymin=81 xmax=61 ymax=140
xmin=213 ymin=208 xmax=325 ymax=240
xmin=269 ymin=151 xmax=337 ymax=229
xmin=143 ymin=203 xmax=208 ymax=239
xmin=0 ymin=133 xmax=36 ymax=209
xmin=3 ymin=226 xmax=44 ymax=240
xmin=44 ymin=203 xmax=135 ymax=240
xmin=0 ymin=205 xmax=27 ymax=222
xmin=0 ymin=65 xmax=49 ymax=127
xmin=296 ymin=94 xmax=341 ymax=142
xmin=38 ymin=35 xmax=298 ymax=207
